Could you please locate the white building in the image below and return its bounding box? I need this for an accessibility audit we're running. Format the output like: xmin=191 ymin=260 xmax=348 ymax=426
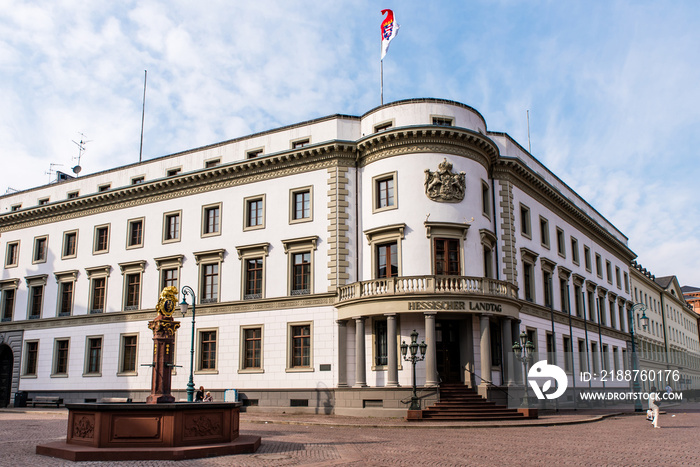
xmin=0 ymin=99 xmax=649 ymax=414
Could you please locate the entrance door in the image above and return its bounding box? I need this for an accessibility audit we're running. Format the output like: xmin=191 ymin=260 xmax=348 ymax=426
xmin=0 ymin=345 xmax=12 ymax=408
xmin=436 ymin=320 xmax=461 ymax=383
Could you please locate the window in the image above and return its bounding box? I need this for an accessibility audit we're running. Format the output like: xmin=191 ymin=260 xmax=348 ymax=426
xmin=93 ymin=225 xmax=110 ymax=254
xmin=10 ymin=204 xmax=21 ymax=211
xmin=33 ymin=236 xmax=48 ymax=263
xmin=166 ymin=167 xmax=181 ymax=177
xmin=373 ymin=173 xmax=397 ymax=212
xmin=67 ymin=190 xmax=79 ymax=199
xmin=125 ymin=273 xmax=141 ymax=310
xmin=595 ymin=253 xmax=603 ymax=278
xmin=624 ymin=272 xmax=629 ymax=293
xmin=539 ymin=217 xmax=549 ymax=248
xmin=127 ymin=218 xmax=144 ymax=249
xmin=55 ymin=271 xmax=77 ymax=317
xmin=613 ymin=346 xmax=620 ymax=373
xmin=606 ymin=260 xmax=612 ymax=284
xmin=523 ymin=262 xmax=534 ymax=302
xmin=62 ymin=231 xmax=78 ymax=258
xmin=194 ymin=249 xmax=224 ymax=304
xmin=374 ymin=319 xmax=388 ymax=367
xmin=85 ymin=336 xmax=103 ymax=375
xmin=432 ymin=116 xmax=454 ymax=126
xmin=578 ymin=339 xmax=588 ymax=372
xmin=483 ymin=246 xmax=493 ymax=279
xmin=23 ymin=341 xmax=38 ymax=376
xmin=131 ymin=176 xmax=145 ymax=185
xmin=205 ymin=158 xmax=221 ymax=168
xmin=377 ymin=242 xmax=398 ymax=278
xmin=574 ymin=284 xmax=584 ymax=318
xmin=602 ymin=344 xmax=609 ymax=372
xmin=481 ymin=181 xmax=491 ymax=217
xmin=292 ymin=252 xmax=311 ymax=295
xmin=161 ymin=211 xmax=181 ymax=243
xmin=543 ymin=271 xmax=553 ymax=308
xmin=546 ymin=333 xmax=554 ymax=364
xmin=86 ymin=266 xmax=110 ymax=314
xmin=53 ymin=338 xmax=70 ymax=376
xmin=119 ymin=334 xmax=138 ymax=375
xmin=435 ymin=238 xmax=460 ymax=275
xmin=584 ymin=246 xmax=591 ymax=272
xmin=556 ymin=228 xmax=565 ymax=257
xmin=98 ymin=183 xmax=111 ymax=192
xmin=26 ymin=274 xmax=47 ymax=319
xmin=598 ymin=296 xmax=606 ymax=326
xmin=155 ymin=255 xmax=182 ymax=291
xmin=5 ymin=241 xmax=19 ymax=268
xmin=571 ymin=237 xmax=579 ymax=265
xmin=291 ymin=138 xmax=310 ymax=149
xmin=202 ymin=204 xmax=221 ymax=236
xmin=247 ymin=148 xmax=263 ymax=159
xmin=240 ymin=326 xmax=263 ymax=371
xmin=615 ymin=267 xmax=621 ymax=289
xmin=198 ymin=329 xmax=217 ymax=371
xmin=591 ymin=342 xmax=599 ymax=373
xmin=38 ymin=197 xmax=49 ymax=205
xmin=520 ymin=205 xmax=531 ymax=238
xmin=559 ymin=278 xmax=569 ymax=313
xmin=290 ymin=187 xmax=312 ymax=223
xmin=1 ymin=282 xmax=17 ymax=322
xmin=245 ymin=258 xmax=263 ymax=299
xmin=202 ymin=263 xmax=219 ymax=303
xmin=244 ymin=195 xmax=265 ymax=230
xmin=288 ymin=323 xmax=312 ymax=370
xmin=563 ymin=336 xmax=572 ymax=372
xmin=374 ymin=120 xmax=393 ymax=132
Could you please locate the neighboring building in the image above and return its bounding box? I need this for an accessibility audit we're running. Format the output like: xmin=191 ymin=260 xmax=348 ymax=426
xmin=0 ymin=99 xmax=651 ymax=412
xmin=630 ymin=265 xmax=700 ymax=392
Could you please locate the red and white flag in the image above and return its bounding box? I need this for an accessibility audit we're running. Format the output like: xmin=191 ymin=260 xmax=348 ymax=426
xmin=380 ymin=9 xmax=399 ymax=60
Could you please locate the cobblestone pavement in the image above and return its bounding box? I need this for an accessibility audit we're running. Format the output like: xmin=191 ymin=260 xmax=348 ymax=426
xmin=1 ymin=407 xmax=698 ymax=466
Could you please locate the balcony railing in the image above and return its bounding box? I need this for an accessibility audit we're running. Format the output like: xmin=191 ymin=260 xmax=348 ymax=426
xmin=337 ymin=275 xmax=518 ymax=303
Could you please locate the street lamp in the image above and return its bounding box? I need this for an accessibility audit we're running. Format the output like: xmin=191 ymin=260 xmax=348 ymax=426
xmin=628 ymin=303 xmax=648 ymax=412
xmin=513 ymin=331 xmax=535 ymax=409
xmin=401 ymin=329 xmax=428 ymax=411
xmin=179 ymin=285 xmax=196 ymax=402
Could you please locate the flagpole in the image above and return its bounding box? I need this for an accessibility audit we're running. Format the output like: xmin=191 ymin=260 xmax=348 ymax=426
xmin=380 ymin=59 xmax=384 ymax=105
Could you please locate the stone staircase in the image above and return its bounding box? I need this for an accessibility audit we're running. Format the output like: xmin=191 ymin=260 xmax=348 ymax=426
xmin=421 ymin=383 xmax=525 ymax=420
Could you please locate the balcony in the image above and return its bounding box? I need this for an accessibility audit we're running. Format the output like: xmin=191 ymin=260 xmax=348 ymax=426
xmin=338 ymin=275 xmax=518 ymax=303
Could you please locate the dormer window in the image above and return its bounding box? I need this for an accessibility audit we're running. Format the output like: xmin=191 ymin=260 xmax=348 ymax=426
xmin=292 ymin=138 xmax=310 ymax=149
xmin=374 ymin=122 xmax=393 ymax=133
xmin=247 ymin=149 xmax=263 ymax=159
xmin=432 ymin=116 xmax=454 ymax=126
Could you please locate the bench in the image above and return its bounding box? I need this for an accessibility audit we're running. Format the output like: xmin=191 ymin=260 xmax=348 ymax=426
xmin=99 ymin=397 xmax=132 ymax=403
xmin=32 ymin=396 xmax=63 ymax=407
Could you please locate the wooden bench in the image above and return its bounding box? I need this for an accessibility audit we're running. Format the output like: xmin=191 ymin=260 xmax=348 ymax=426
xmin=99 ymin=397 xmax=132 ymax=403
xmin=32 ymin=396 xmax=63 ymax=407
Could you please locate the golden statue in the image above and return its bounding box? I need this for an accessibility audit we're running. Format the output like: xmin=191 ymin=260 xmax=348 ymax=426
xmin=156 ymin=286 xmax=178 ymax=318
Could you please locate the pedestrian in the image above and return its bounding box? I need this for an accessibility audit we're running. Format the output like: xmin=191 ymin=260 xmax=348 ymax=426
xmin=204 ymin=391 xmax=213 ymax=402
xmin=649 ymin=386 xmax=660 ymax=428
xmin=195 ymin=386 xmax=205 ymax=402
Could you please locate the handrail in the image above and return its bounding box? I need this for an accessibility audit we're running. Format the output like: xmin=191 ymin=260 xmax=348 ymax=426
xmin=337 ymin=275 xmax=518 ymax=303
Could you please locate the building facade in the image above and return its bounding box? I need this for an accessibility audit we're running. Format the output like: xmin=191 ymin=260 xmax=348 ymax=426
xmin=0 ymin=98 xmax=678 ymax=413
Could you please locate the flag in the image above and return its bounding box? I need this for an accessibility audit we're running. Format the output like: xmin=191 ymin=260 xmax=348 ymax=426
xmin=380 ymin=9 xmax=399 ymax=60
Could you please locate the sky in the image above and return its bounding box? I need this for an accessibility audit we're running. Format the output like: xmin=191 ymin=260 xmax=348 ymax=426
xmin=1 ymin=0 xmax=699 ymax=287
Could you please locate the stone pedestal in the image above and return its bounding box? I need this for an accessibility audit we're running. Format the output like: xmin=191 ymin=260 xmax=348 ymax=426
xmin=36 ymin=402 xmax=261 ymax=461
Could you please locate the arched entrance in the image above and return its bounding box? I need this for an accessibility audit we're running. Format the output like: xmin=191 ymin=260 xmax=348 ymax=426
xmin=0 ymin=345 xmax=13 ymax=407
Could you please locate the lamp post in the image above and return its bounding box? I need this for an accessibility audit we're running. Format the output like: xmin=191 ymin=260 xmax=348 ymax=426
xmin=179 ymin=286 xmax=196 ymax=403
xmin=401 ymin=329 xmax=428 ymax=411
xmin=628 ymin=303 xmax=649 ymax=412
xmin=513 ymin=331 xmax=535 ymax=409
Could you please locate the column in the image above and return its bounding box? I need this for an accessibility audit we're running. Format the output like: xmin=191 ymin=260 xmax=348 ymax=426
xmin=478 ymin=314 xmax=492 ymax=397
xmin=337 ymin=320 xmax=348 ymax=387
xmin=424 ymin=312 xmax=439 ymax=387
xmin=385 ymin=314 xmax=399 ymax=387
xmin=353 ymin=317 xmax=367 ymax=387
xmin=502 ymin=317 xmax=514 ymax=385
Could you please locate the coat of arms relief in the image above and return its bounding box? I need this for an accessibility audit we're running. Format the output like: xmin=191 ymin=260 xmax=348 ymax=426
xmin=424 ymin=158 xmax=466 ymax=202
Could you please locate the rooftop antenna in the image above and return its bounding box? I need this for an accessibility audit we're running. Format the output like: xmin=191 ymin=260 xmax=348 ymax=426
xmin=139 ymin=70 xmax=147 ymax=162
xmin=71 ymin=133 xmax=91 ymax=176
xmin=527 ymin=110 xmax=532 ymax=153
xmin=4 ymin=187 xmax=18 ymax=195
xmin=45 ymin=163 xmax=64 ymax=183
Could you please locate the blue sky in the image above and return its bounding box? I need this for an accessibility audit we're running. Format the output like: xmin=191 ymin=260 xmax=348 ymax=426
xmin=1 ymin=0 xmax=699 ymax=287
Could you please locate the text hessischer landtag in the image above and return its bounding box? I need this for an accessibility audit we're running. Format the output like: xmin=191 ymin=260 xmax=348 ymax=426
xmin=406 ymin=301 xmax=502 ymax=312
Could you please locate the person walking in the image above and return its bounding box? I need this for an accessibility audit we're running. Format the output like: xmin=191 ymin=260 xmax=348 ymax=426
xmin=195 ymin=386 xmax=205 ymax=402
xmin=649 ymin=386 xmax=660 ymax=428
